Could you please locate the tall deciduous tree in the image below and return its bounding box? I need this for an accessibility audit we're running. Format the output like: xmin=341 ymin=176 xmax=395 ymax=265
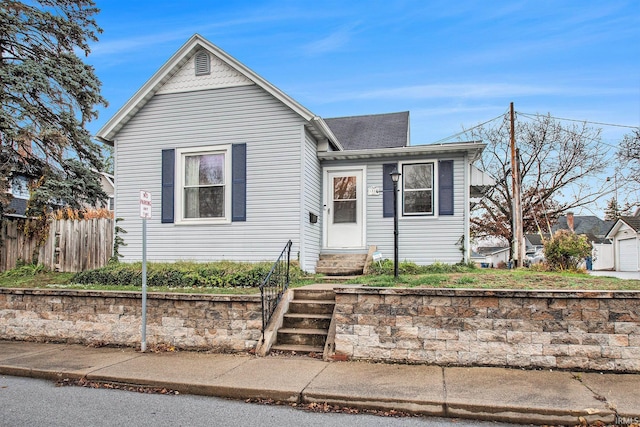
xmin=466 ymin=113 xmax=609 ymax=248
xmin=0 ymin=0 xmax=107 ymax=216
xmin=618 ymin=129 xmax=640 ymax=187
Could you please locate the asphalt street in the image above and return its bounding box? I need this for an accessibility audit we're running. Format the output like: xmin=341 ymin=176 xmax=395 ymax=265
xmin=0 ymin=375 xmax=522 ymax=427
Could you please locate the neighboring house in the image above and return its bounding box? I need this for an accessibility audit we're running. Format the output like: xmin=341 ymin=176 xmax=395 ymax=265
xmin=470 ymin=246 xmax=509 ymax=268
xmin=524 ymin=233 xmax=550 ymax=254
xmin=3 ymin=170 xmax=114 ymax=218
xmin=554 ymin=212 xmax=615 ymax=271
xmin=96 ymin=34 xmax=491 ymax=272
xmin=4 ymin=173 xmax=32 ymax=218
xmin=99 ymin=172 xmax=115 ymax=211
xmin=605 ymin=216 xmax=640 ymax=272
xmin=552 ymin=212 xmax=614 ymax=242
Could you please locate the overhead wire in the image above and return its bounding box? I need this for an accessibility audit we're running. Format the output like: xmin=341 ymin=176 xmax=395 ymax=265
xmin=517 ymin=112 xmax=640 ymax=130
xmin=518 ymin=112 xmax=638 ymax=151
xmin=429 ymin=110 xmax=509 ymax=145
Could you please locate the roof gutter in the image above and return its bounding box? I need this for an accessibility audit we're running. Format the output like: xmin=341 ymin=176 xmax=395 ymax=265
xmin=317 ymin=141 xmax=486 ymax=161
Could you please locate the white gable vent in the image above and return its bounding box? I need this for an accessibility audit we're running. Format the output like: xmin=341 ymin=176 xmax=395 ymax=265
xmin=194 ymin=51 xmax=210 ymax=76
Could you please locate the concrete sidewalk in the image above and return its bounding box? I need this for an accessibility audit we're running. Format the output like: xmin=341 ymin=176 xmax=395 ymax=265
xmin=1 ymin=340 xmax=638 ymax=425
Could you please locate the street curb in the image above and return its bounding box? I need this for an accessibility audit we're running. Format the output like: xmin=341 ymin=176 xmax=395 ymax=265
xmin=83 ymin=373 xmax=302 ymax=403
xmin=445 ymin=402 xmax=615 ymax=426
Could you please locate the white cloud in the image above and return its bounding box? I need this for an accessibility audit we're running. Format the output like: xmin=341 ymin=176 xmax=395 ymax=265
xmin=303 ymin=22 xmax=361 ymax=55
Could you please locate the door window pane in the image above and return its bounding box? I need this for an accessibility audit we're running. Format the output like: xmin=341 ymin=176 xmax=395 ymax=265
xmin=333 ymin=176 xmax=356 ymax=199
xmin=333 ymin=176 xmax=357 ymax=224
xmin=334 ymin=200 xmax=356 ymax=223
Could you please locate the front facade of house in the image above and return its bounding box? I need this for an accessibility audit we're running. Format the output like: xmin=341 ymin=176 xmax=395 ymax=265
xmin=98 ymin=35 xmax=487 ymax=272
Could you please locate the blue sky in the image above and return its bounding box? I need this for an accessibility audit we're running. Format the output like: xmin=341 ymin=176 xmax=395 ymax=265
xmin=86 ymin=0 xmax=640 ymax=213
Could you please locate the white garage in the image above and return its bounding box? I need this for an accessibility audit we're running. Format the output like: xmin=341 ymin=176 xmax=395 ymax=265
xmin=606 ymin=217 xmax=640 ymax=272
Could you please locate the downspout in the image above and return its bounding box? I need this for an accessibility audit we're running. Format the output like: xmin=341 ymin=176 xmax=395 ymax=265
xmin=463 ymin=151 xmax=470 ymax=263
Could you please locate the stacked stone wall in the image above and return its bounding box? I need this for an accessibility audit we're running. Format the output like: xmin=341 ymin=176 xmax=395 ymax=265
xmin=333 ymin=288 xmax=640 ymax=372
xmin=0 ymin=289 xmax=261 ymax=352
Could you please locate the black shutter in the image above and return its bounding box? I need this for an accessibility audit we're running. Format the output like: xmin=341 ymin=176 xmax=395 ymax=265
xmin=383 ymin=163 xmax=397 ymax=218
xmin=161 ymin=149 xmax=175 ymax=223
xmin=232 ymin=143 xmax=247 ymax=222
xmin=439 ymin=160 xmax=454 ymax=216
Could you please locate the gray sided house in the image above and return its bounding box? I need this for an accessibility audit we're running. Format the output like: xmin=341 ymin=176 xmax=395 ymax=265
xmin=97 ymin=35 xmax=489 ymax=272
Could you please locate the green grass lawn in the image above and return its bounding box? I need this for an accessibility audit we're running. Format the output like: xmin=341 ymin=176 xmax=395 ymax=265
xmin=1 ymin=263 xmax=639 ymax=292
xmin=345 ymin=269 xmax=640 ymax=291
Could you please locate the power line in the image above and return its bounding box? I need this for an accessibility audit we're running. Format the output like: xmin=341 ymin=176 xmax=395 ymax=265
xmin=518 ymin=112 xmax=639 ymax=130
xmin=516 ymin=111 xmax=624 ymax=152
xmin=430 ymin=111 xmax=508 ymax=144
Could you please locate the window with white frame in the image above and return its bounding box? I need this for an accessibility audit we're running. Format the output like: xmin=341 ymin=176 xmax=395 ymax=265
xmin=177 ymin=145 xmax=231 ymax=222
xmin=402 ymin=162 xmax=434 ymax=215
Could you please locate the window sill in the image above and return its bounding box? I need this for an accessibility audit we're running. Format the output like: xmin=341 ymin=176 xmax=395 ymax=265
xmin=174 ymin=218 xmax=231 ymax=225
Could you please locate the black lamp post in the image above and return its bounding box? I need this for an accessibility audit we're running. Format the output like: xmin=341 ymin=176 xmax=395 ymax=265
xmin=390 ymin=169 xmax=401 ymax=279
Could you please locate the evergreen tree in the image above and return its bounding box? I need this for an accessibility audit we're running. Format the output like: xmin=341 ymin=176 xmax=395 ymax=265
xmin=0 ymin=1 xmax=108 ymax=216
xmin=603 ymin=197 xmax=620 ymax=221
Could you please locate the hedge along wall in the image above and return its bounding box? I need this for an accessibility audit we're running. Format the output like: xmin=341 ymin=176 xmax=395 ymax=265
xmin=333 ymin=288 xmax=640 ymax=372
xmin=0 ymin=289 xmax=262 ymax=352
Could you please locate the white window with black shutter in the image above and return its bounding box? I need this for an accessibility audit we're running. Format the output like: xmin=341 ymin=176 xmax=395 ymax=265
xmin=161 ymin=143 xmax=246 ymax=224
xmin=402 ymin=162 xmax=434 ymax=216
xmin=382 ymin=160 xmax=454 ymax=218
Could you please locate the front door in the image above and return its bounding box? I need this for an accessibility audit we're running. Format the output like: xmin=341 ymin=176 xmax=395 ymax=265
xmin=325 ymin=169 xmax=364 ymax=248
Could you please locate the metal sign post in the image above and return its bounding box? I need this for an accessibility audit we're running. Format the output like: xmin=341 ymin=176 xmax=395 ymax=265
xmin=139 ymin=191 xmax=152 ymax=352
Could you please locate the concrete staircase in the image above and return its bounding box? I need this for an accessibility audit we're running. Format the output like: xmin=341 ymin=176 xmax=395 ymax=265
xmin=315 ymin=253 xmax=368 ymax=276
xmin=270 ymin=288 xmax=335 ymax=355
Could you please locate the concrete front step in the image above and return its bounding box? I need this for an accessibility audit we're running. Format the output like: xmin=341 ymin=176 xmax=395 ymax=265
xmin=318 ymin=253 xmax=367 ymax=261
xmin=316 ymin=253 xmax=368 ymax=276
xmin=293 ymin=289 xmax=336 ymax=301
xmin=276 ymin=328 xmax=328 ymax=347
xmin=288 ymin=299 xmax=335 ymax=315
xmin=271 ymin=288 xmax=336 ymax=356
xmin=270 ymin=343 xmax=324 ymax=354
xmin=316 ymin=266 xmax=365 ymax=275
xmin=282 ymin=313 xmax=332 ymax=330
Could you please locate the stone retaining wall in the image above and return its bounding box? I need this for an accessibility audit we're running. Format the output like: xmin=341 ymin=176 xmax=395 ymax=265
xmin=3 ymin=287 xmax=640 ymax=372
xmin=0 ymin=289 xmax=261 ymax=352
xmin=333 ymin=288 xmax=640 ymax=372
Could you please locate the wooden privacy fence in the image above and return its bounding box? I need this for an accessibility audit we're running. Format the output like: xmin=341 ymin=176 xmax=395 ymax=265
xmin=0 ymin=218 xmax=113 ymax=273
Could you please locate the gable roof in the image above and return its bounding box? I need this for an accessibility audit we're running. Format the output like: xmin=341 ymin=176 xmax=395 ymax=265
xmin=325 ymin=112 xmax=409 ymax=150
xmin=96 ymin=34 xmax=342 ymax=150
xmin=525 ymin=233 xmax=550 ymax=246
xmin=621 ymin=216 xmax=640 ymax=232
xmin=552 ymin=215 xmax=613 ymax=237
xmin=606 ymin=215 xmax=640 ymax=239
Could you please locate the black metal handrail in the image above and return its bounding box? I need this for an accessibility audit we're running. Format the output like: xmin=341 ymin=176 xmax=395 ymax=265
xmin=259 ymin=240 xmax=292 ymax=342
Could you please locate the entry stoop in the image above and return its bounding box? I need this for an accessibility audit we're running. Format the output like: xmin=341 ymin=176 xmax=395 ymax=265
xmin=270 ymin=288 xmax=335 ymax=355
xmin=315 ymin=253 xmax=367 ymax=276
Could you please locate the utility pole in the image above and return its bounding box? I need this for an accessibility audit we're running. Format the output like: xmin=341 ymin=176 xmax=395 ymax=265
xmin=509 ymin=102 xmax=524 ymax=267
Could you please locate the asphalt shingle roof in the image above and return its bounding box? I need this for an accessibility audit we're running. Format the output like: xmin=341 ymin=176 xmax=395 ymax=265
xmin=620 ymin=216 xmax=640 ymax=232
xmin=325 ymin=111 xmax=409 ymax=150
xmin=552 ymin=215 xmax=613 ymax=237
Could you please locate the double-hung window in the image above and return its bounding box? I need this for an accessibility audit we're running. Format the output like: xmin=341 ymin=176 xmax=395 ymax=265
xmin=177 ymin=145 xmax=231 ymax=223
xmin=402 ymin=162 xmax=434 ymax=215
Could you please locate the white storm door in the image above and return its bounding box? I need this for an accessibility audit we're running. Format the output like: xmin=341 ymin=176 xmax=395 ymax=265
xmin=326 ymin=170 xmax=364 ymax=248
